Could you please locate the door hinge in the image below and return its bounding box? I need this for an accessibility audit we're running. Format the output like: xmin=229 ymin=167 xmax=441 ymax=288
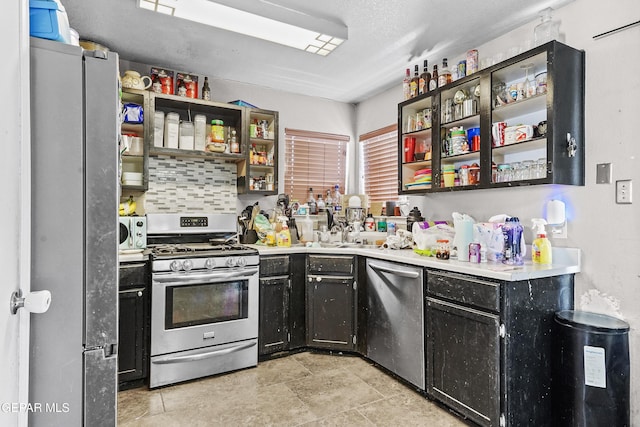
xmin=499 ymin=414 xmax=506 ymax=427
xmin=287 ymin=332 xmax=291 ymax=343
xmin=499 ymin=324 xmax=506 ymax=338
xmin=352 ymin=335 xmax=356 ymax=345
xmin=353 ymin=280 xmax=357 ymax=290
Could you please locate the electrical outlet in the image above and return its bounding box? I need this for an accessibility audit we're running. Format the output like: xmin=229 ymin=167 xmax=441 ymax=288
xmin=616 ymin=180 xmax=632 ymax=204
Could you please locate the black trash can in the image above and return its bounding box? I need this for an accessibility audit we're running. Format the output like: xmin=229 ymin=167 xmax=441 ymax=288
xmin=553 ymin=310 xmax=630 ymax=426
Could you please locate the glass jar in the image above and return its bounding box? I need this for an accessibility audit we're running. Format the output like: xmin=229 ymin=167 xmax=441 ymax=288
xmin=468 ymin=164 xmax=480 ymax=184
xmin=521 ymin=160 xmax=534 ymax=180
xmin=435 ymin=239 xmax=450 ymax=260
xmin=459 ymin=165 xmax=469 ymax=186
xmin=497 ymin=163 xmax=511 ymax=182
xmin=536 ymin=157 xmax=547 ymax=179
xmin=511 ymin=162 xmax=523 ymax=181
xmin=210 ymin=119 xmax=225 ymax=143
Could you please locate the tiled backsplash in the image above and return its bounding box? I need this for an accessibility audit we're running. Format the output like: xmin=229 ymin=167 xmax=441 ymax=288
xmin=144 ymin=155 xmax=236 ymax=213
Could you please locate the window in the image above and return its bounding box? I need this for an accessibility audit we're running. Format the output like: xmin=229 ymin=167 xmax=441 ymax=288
xmin=283 ymin=128 xmax=348 ymax=203
xmin=360 ymin=124 xmax=398 ymax=204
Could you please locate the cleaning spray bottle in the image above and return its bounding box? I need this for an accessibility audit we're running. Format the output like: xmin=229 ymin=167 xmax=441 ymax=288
xmin=531 ymin=218 xmax=552 ymax=264
xmin=276 ymin=217 xmax=291 ymax=247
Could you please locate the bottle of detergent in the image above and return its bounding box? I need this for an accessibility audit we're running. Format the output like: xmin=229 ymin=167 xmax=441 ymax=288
xmin=531 ymin=218 xmax=552 ymax=264
xmin=502 ymin=217 xmax=524 ymax=265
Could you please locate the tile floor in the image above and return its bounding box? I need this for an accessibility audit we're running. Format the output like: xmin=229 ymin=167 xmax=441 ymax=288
xmin=118 ymin=351 xmax=472 ymax=426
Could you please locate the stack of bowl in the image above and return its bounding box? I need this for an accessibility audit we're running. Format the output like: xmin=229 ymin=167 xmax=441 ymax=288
xmin=442 ymin=164 xmax=455 ymax=187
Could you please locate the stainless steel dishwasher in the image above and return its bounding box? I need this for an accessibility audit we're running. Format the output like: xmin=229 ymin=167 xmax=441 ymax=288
xmin=365 ymin=258 xmax=425 ymax=390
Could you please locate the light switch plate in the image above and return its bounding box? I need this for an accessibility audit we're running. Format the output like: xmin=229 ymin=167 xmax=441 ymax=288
xmin=616 ymin=180 xmax=632 ymax=204
xmin=596 ymin=163 xmax=612 ymax=184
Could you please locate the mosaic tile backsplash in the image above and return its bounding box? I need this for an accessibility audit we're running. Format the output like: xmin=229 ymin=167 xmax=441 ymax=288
xmin=144 ymin=155 xmax=237 ymax=213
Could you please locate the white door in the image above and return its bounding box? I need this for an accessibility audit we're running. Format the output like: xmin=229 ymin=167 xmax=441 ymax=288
xmin=1 ymin=2 xmax=31 ymax=426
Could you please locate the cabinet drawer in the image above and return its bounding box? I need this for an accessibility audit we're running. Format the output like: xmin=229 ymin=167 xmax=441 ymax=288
xmin=307 ymin=255 xmax=354 ymax=275
xmin=260 ymin=255 xmax=290 ymax=277
xmin=427 ymin=270 xmax=500 ymax=312
xmin=119 ymin=262 xmax=147 ymax=288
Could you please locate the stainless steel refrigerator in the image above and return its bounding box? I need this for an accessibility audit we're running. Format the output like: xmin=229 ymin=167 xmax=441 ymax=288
xmin=29 ymin=37 xmax=119 ymax=426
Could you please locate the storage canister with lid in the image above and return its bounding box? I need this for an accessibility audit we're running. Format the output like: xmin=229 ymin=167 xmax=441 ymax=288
xmin=179 ymin=121 xmax=194 ymax=150
xmin=164 ymin=112 xmax=180 ymax=149
xmin=194 ymin=114 xmax=207 ymax=151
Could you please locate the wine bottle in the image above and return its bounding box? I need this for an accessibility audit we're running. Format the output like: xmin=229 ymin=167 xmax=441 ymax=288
xmin=429 ymin=65 xmax=439 ymax=91
xmin=402 ymin=68 xmax=411 ymax=100
xmin=201 ymin=76 xmax=211 ymax=101
xmin=410 ymin=65 xmax=419 ymax=98
xmin=438 ymin=58 xmax=452 ymax=87
xmin=419 ymin=60 xmax=431 ymax=95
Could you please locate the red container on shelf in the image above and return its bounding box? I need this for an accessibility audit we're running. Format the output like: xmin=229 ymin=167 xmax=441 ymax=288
xmin=404 ymin=137 xmax=416 ymax=162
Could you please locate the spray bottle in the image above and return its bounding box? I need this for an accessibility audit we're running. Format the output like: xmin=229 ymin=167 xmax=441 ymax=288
xmin=531 ymin=218 xmax=552 ymax=264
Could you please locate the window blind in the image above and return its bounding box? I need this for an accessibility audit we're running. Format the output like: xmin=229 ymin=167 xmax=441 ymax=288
xmin=360 ymin=125 xmax=398 ymax=204
xmin=283 ymin=129 xmax=348 ymax=204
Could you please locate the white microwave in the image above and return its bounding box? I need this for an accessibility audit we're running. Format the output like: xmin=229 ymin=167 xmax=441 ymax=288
xmin=119 ymin=216 xmax=147 ymax=250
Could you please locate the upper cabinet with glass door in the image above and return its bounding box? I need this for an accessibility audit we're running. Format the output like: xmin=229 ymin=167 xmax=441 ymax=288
xmin=489 ymin=41 xmax=584 ymax=187
xmin=397 ymin=40 xmax=584 ymax=194
xmin=398 ymin=92 xmax=435 ymax=193
xmin=237 ymin=109 xmax=279 ymax=195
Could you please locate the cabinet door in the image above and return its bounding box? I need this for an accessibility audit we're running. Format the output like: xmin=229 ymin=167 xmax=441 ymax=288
xmin=289 ymin=254 xmax=307 ymax=349
xmin=426 ymin=297 xmax=500 ymax=427
xmin=259 ymin=276 xmax=290 ymax=356
xmin=239 ymin=108 xmax=279 ymax=194
xmin=307 ymin=275 xmax=354 ymax=351
xmin=118 ymin=287 xmax=146 ymax=385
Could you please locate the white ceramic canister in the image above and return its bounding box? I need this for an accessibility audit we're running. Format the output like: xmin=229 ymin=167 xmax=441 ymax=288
xmin=164 ymin=112 xmax=180 ymax=149
xmin=179 ymin=121 xmax=195 ymax=150
xmin=153 ymin=111 xmax=165 ymax=147
xmin=194 ymin=114 xmax=207 ymax=151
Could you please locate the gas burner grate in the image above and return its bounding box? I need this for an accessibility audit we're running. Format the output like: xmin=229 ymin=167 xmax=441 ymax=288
xmin=152 ymin=244 xmax=196 ymax=255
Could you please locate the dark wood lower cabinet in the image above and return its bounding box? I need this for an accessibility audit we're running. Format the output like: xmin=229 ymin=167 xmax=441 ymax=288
xmin=306 ymin=255 xmax=356 ymax=351
xmin=259 ymin=275 xmax=289 ymax=356
xmin=118 ymin=261 xmax=149 ymax=390
xmin=426 ymin=270 xmax=574 ymax=427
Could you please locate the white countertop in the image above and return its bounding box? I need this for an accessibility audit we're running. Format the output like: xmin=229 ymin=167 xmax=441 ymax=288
xmin=249 ymin=245 xmax=581 ymax=282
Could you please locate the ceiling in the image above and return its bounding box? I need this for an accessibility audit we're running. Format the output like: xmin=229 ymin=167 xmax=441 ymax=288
xmin=62 ymin=0 xmax=572 ymax=104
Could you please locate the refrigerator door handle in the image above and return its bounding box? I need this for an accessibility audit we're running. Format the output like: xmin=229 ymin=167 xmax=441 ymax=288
xmin=10 ymin=289 xmax=51 ymax=315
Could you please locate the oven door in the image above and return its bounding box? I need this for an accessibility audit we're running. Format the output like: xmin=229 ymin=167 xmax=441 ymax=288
xmin=151 ymin=266 xmax=259 ymax=356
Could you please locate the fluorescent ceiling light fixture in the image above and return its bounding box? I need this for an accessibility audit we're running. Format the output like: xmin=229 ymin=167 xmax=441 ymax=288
xmin=139 ymin=0 xmax=347 ymax=56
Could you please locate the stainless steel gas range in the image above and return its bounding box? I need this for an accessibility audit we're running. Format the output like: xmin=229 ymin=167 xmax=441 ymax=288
xmin=146 ymin=213 xmax=259 ymax=388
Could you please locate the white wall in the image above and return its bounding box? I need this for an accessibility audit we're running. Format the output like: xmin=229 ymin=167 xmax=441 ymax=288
xmin=357 ymin=0 xmax=640 ymax=421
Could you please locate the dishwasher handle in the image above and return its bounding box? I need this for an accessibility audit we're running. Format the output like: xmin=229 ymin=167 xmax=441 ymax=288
xmin=368 ymin=262 xmax=420 ymax=279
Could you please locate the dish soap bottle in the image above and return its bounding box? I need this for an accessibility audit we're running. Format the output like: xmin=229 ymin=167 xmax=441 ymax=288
xmin=276 ymin=217 xmax=291 ymax=247
xmin=531 ymin=218 xmax=552 ymax=264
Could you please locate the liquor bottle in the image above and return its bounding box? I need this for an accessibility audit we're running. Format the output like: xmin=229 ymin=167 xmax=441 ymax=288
xmin=429 ymin=65 xmax=439 ymax=91
xmin=307 ymin=188 xmax=317 ymax=214
xmin=419 ymin=60 xmax=431 ymax=95
xmin=402 ymin=68 xmax=411 ymax=100
xmin=333 ymin=184 xmax=342 ymax=212
xmin=201 ymin=76 xmax=211 ymax=100
xmin=410 ymin=65 xmax=420 ymax=98
xmin=438 ymin=58 xmax=452 ymax=87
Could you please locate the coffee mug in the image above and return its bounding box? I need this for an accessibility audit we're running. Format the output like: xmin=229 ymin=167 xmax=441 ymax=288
xmin=492 ymin=122 xmax=507 ymax=146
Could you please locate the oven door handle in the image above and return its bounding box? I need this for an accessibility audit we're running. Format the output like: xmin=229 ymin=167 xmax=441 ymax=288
xmin=152 ymin=341 xmax=257 ymax=364
xmin=153 ymin=268 xmax=258 ymax=284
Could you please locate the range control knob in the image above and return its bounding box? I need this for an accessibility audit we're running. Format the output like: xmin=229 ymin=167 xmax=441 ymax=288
xmin=236 ymin=257 xmax=247 ymax=267
xmin=170 ymin=260 xmax=182 ymax=272
xmin=205 ymin=258 xmax=215 ymax=270
xmin=225 ymin=257 xmax=236 ymax=268
xmin=182 ymin=259 xmax=193 ymax=271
